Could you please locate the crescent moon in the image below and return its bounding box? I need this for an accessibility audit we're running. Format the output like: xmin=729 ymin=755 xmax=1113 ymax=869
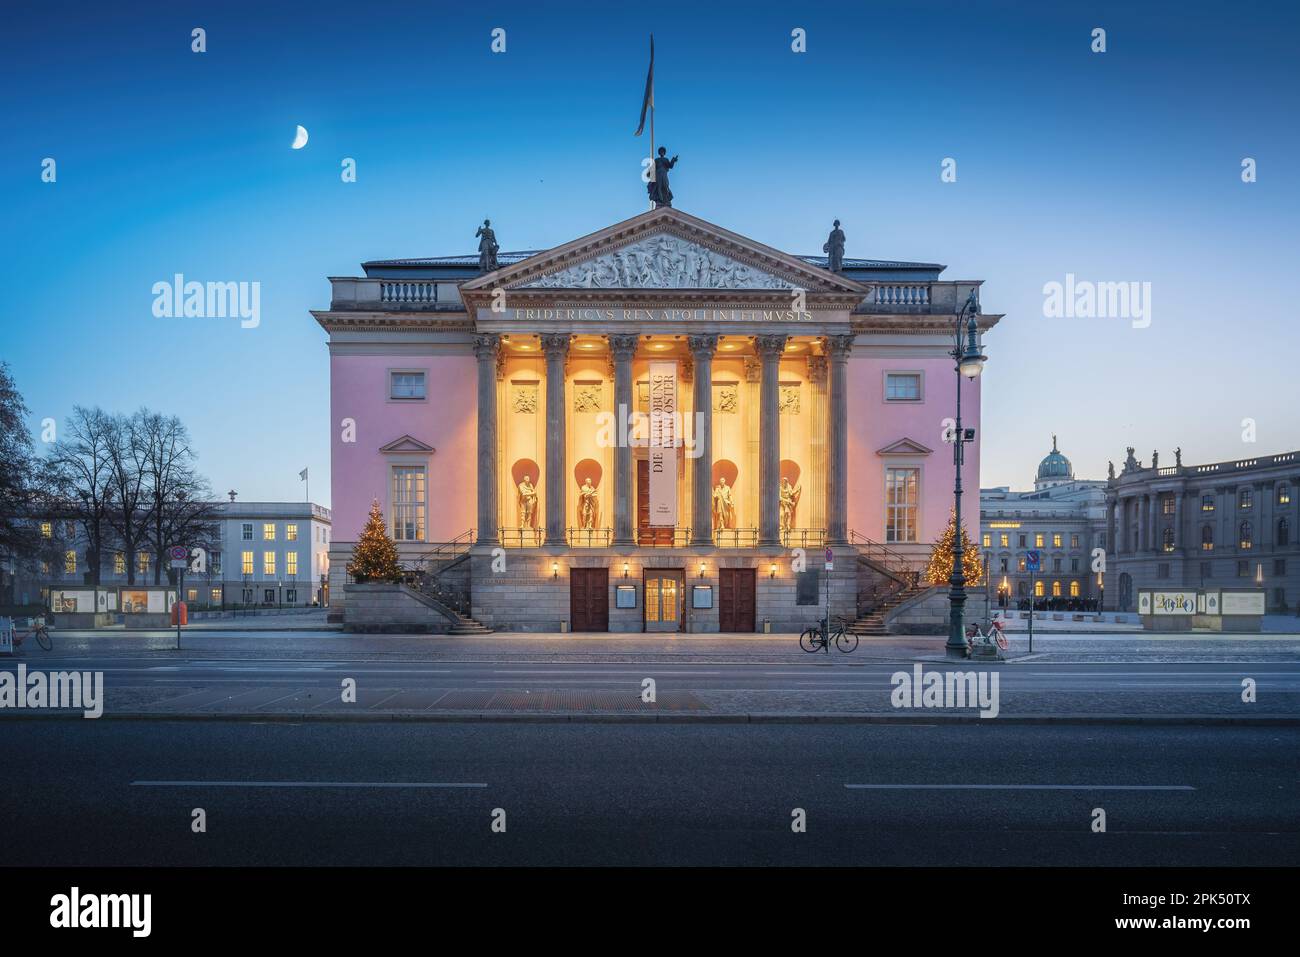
xmin=291 ymin=125 xmax=309 ymax=150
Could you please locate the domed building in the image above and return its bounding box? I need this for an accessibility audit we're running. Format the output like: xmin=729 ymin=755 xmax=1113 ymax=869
xmin=1035 ymin=435 xmax=1074 ymax=491
xmin=980 ymin=436 xmax=1107 ymax=607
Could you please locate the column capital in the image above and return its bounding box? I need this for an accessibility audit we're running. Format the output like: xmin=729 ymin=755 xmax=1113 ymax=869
xmin=608 ymin=334 xmax=639 ymax=360
xmin=825 ymin=334 xmax=855 ymax=358
xmin=806 ymin=355 xmax=828 ymax=384
xmin=473 ymin=333 xmax=500 ymax=359
xmin=754 ymin=334 xmax=788 ymax=357
xmin=540 ymin=333 xmax=571 ymax=357
xmin=687 ymin=334 xmax=718 ymax=357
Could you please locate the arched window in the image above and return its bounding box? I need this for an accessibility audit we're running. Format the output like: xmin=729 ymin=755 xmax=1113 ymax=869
xmin=1051 ymin=581 xmax=1062 ymax=597
xmin=1239 ymin=521 xmax=1253 ymax=549
xmin=1017 ymin=581 xmax=1027 ymax=597
xmin=1069 ymin=580 xmax=1081 ymax=597
xmin=1162 ymin=528 xmax=1175 ymax=552
xmin=1279 ymin=518 xmax=1291 ymax=547
xmin=1034 ymin=580 xmax=1044 ymax=597
xmin=1201 ymin=525 xmax=1214 ymax=551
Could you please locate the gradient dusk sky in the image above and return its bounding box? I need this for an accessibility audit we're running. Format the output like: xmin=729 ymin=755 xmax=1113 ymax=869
xmin=3 ymin=0 xmax=1297 ymax=506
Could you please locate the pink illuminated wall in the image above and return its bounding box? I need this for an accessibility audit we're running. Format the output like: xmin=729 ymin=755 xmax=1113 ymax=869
xmin=845 ymin=355 xmax=981 ymax=545
xmin=329 ymin=354 xmax=477 ymax=542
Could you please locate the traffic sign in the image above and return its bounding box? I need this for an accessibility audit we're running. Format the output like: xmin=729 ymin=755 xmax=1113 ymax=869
xmin=1025 ymin=549 xmax=1041 ymax=573
xmin=169 ymin=546 xmax=188 ymax=561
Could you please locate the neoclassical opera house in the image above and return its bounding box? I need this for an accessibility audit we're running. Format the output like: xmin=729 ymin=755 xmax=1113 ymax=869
xmin=315 ymin=207 xmax=999 ymax=632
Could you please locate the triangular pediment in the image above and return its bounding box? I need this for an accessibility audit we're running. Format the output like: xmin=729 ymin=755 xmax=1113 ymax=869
xmin=460 ymin=207 xmax=869 ymax=296
xmin=877 ymin=437 xmax=934 ymax=456
xmin=379 ymin=434 xmax=435 ymax=454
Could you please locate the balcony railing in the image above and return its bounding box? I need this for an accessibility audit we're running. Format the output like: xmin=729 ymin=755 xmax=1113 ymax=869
xmin=780 ymin=528 xmax=826 ymax=549
xmin=499 ymin=527 xmax=544 ymax=548
xmin=714 ymin=528 xmax=759 ymax=548
xmin=568 ymin=527 xmax=613 ymax=547
xmin=637 ymin=528 xmax=692 ymax=548
xmin=328 ymin=277 xmax=464 ymax=311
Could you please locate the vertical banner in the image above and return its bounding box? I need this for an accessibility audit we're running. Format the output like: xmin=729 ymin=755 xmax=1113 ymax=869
xmin=648 ymin=361 xmax=678 ymax=527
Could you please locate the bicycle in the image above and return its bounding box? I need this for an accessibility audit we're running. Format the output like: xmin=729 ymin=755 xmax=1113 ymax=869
xmin=12 ymin=619 xmax=52 ymax=652
xmin=799 ymin=616 xmax=859 ymax=654
xmin=964 ymin=618 xmax=1007 ymax=657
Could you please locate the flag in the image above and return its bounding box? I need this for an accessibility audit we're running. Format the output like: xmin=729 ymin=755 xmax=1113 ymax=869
xmin=299 ymin=468 xmax=308 ymax=481
xmin=634 ymin=34 xmax=654 ymax=136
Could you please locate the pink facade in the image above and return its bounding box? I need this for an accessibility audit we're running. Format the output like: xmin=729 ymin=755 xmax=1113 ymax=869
xmin=329 ymin=354 xmax=477 ymax=543
xmin=846 ymin=355 xmax=982 ymax=547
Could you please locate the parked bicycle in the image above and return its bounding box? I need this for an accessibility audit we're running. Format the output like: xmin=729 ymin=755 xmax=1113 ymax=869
xmin=799 ymin=616 xmax=859 ymax=654
xmin=963 ymin=618 xmax=1007 ymax=658
xmin=11 ymin=616 xmax=52 ymax=651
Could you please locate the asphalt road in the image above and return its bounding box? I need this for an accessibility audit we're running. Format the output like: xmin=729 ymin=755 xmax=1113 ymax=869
xmin=0 ymin=721 xmax=1295 ymax=866
xmin=3 ymin=655 xmax=1299 ymax=716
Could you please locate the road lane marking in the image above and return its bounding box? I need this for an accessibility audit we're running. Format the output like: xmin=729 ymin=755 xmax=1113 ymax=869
xmin=844 ymin=783 xmax=1195 ymax=791
xmin=131 ymin=780 xmax=486 ymax=789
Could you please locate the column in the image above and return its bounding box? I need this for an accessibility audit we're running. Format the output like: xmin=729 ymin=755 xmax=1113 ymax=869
xmin=1147 ymin=494 xmax=1157 ymax=552
xmin=474 ymin=334 xmax=500 ymax=545
xmin=1173 ymin=491 xmax=1184 ymax=552
xmin=1106 ymin=498 xmax=1117 ymax=558
xmin=756 ymin=335 xmax=787 ymax=546
xmin=541 ymin=333 xmax=570 ymax=546
xmin=688 ymin=335 xmax=717 ymax=545
xmin=609 ymin=334 xmax=638 ymax=546
xmin=825 ymin=335 xmax=853 ymax=544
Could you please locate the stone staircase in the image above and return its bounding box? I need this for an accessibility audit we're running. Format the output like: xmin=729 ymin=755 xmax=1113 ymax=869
xmin=847 ymin=531 xmax=926 ymax=636
xmin=408 ymin=537 xmax=493 ymax=635
xmin=845 ymin=581 xmax=927 ymax=635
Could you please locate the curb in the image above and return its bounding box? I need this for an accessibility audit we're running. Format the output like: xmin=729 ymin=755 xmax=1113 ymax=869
xmin=3 ymin=710 xmax=1296 ymax=726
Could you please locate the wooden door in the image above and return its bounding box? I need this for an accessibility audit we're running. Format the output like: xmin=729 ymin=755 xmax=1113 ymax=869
xmin=570 ymin=568 xmax=609 ymax=632
xmin=719 ymin=567 xmax=756 ymax=632
xmin=643 ymin=570 xmax=684 ymax=632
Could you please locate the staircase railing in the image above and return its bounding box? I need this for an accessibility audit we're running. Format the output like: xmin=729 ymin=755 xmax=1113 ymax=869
xmin=848 ymin=530 xmax=922 ymax=587
xmin=406 ymin=530 xmax=475 ymax=617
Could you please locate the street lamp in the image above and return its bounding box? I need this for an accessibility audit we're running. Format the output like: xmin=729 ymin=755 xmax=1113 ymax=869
xmin=945 ymin=290 xmax=987 ymax=658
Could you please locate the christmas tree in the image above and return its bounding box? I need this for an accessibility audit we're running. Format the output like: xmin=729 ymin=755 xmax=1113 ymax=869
xmin=923 ymin=508 xmax=984 ymax=586
xmin=347 ymin=499 xmax=404 ymax=583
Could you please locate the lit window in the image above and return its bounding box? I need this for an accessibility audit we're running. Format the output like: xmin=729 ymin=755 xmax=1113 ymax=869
xmin=211 ymin=551 xmax=222 ymax=573
xmin=40 ymin=522 xmax=52 ymax=538
xmin=1201 ymin=496 xmax=1215 ymax=512
xmin=286 ymin=552 xmax=298 ymax=576
xmin=187 ymin=589 xmax=198 ymax=602
xmin=1279 ymin=485 xmax=1291 ymax=506
xmin=264 ymin=552 xmax=276 ymax=576
xmin=1000 ymin=534 xmax=1009 ymax=548
xmin=1161 ymin=497 xmax=1175 ymax=515
xmin=1239 ymin=489 xmax=1253 ymax=509
xmin=114 ymin=552 xmax=126 ymax=574
xmin=1051 ymin=581 xmax=1061 ymax=597
xmin=1052 ymin=533 xmax=1062 ymax=547
xmin=241 ymin=551 xmax=254 ymax=575
xmin=138 ymin=552 xmax=150 ymax=573
xmin=263 ymin=523 xmax=276 ymax=540
xmin=64 ymin=550 xmax=77 ymax=574
xmin=1034 ymin=580 xmax=1044 ymax=597
xmin=390 ymin=371 xmax=427 ymax=400
xmin=1035 ymin=533 xmax=1044 ymax=548
xmin=1070 ymin=534 xmax=1079 ymax=549
xmin=982 ymin=534 xmax=991 ymax=548
xmin=1201 ymin=526 xmax=1214 ymax=551
xmin=242 ymin=523 xmax=253 ymax=540
xmin=1162 ymin=528 xmax=1175 ymax=552
xmin=41 ymin=561 xmax=50 ymax=574
xmin=392 ymin=466 xmax=428 ymax=542
xmin=884 ymin=373 xmax=921 ymax=401
xmin=884 ymin=468 xmax=919 ymax=543
xmin=210 ymin=588 xmax=222 ymax=604
xmin=286 ymin=524 xmax=298 ymax=541
xmin=1070 ymin=580 xmax=1080 ymax=597
xmin=1239 ymin=522 xmax=1252 ymax=549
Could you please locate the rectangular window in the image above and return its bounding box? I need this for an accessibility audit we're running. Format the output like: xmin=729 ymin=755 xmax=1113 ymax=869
xmin=138 ymin=552 xmax=150 ymax=574
xmin=264 ymin=552 xmax=276 ymax=576
xmin=285 ymin=588 xmax=297 ymax=604
xmin=286 ymin=552 xmax=298 ymax=576
xmin=1070 ymin=534 xmax=1080 ymax=549
xmin=1071 ymin=558 xmax=1079 ymax=572
xmin=999 ymin=558 xmax=1008 ymax=572
xmin=884 ymin=468 xmax=919 ymax=543
xmin=211 ymin=587 xmax=223 ymax=604
xmin=286 ymin=523 xmax=298 ymax=541
xmin=40 ymin=522 xmax=51 ymax=538
xmin=1018 ymin=534 xmax=1026 ymax=548
xmin=1162 ymin=497 xmax=1175 ymax=515
xmin=64 ymin=550 xmax=77 ymax=574
xmin=211 ymin=551 xmax=222 ymax=574
xmin=1201 ymin=495 xmax=1215 ymax=512
xmin=390 ymin=371 xmax=427 ymax=400
xmin=66 ymin=521 xmax=76 ymax=538
xmin=1237 ymin=560 xmax=1249 ymax=578
xmin=1018 ymin=556 xmax=1026 ymax=571
xmin=264 ymin=588 xmax=276 ymax=604
xmin=1000 ymin=533 xmax=1009 ymax=548
xmin=187 ymin=588 xmax=198 ymax=602
xmin=263 ymin=523 xmax=276 ymax=541
xmin=981 ymin=534 xmax=991 ymax=548
xmin=242 ymin=523 xmax=253 ymax=540
xmin=1052 ymin=558 xmax=1062 ymax=572
xmin=1239 ymin=489 xmax=1253 ymax=509
xmin=1035 ymin=533 xmax=1044 ymax=548
xmin=392 ymin=466 xmax=428 ymax=542
xmin=1052 ymin=533 xmax=1062 ymax=547
xmin=1279 ymin=485 xmax=1291 ymax=506
xmin=884 ymin=372 xmax=922 ymax=401
xmin=241 ymin=551 xmax=254 ymax=575
xmin=114 ymin=552 xmax=126 ymax=574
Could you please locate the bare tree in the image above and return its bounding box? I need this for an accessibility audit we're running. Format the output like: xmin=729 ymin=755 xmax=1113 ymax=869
xmin=137 ymin=411 xmax=220 ymax=585
xmin=0 ymin=363 xmax=63 ymax=602
xmin=104 ymin=411 xmax=150 ymax=586
xmin=48 ymin=407 xmax=118 ymax=599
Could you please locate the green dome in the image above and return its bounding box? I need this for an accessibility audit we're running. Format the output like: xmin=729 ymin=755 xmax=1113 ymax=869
xmin=1036 ymin=435 xmax=1073 ymax=482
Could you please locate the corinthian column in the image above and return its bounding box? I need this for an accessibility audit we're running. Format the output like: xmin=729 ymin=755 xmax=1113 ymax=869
xmin=541 ymin=333 xmax=570 ymax=546
xmin=688 ymin=335 xmax=717 ymax=545
xmin=609 ymin=334 xmax=638 ymax=546
xmin=473 ymin=334 xmax=500 ymax=545
xmin=755 ymin=334 xmax=787 ymax=546
xmin=826 ymin=335 xmax=854 ymax=544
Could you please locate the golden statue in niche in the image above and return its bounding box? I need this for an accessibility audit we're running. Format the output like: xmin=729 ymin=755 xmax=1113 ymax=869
xmin=779 ymin=477 xmax=802 ymax=533
xmin=578 ymin=476 xmax=600 ymax=529
xmin=517 ymin=475 xmax=538 ymax=528
xmin=712 ymin=477 xmax=736 ymax=530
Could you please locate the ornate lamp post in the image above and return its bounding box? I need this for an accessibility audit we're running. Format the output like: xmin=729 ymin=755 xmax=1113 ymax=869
xmin=945 ymin=291 xmax=988 ymax=658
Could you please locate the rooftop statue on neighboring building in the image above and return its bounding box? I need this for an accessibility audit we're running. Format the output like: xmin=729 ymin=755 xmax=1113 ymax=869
xmin=1124 ymin=446 xmax=1138 ymax=472
xmin=1108 ymin=461 xmax=1115 ymax=480
xmin=476 ymin=219 xmax=499 ymax=273
xmin=823 ymin=220 xmax=846 ymax=273
xmin=1175 ymin=447 xmax=1182 ymax=467
xmin=647 ymin=147 xmax=678 ymax=208
xmin=1152 ymin=450 xmax=1159 ymax=470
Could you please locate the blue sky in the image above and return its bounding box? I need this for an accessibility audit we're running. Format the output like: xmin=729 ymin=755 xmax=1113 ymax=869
xmin=2 ymin=0 xmax=1297 ymax=504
